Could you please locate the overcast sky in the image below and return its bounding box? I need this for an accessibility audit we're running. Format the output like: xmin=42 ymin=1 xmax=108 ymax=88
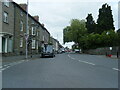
xmin=13 ymin=0 xmax=119 ymax=48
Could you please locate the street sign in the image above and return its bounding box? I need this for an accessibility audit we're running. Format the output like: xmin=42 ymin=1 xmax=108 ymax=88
xmin=24 ymin=33 xmax=29 ymax=40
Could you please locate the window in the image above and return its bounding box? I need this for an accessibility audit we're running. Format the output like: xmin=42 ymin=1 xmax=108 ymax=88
xmin=36 ymin=41 xmax=38 ymax=50
xmin=32 ymin=39 xmax=35 ymax=49
xmin=32 ymin=27 xmax=36 ymax=35
xmin=4 ymin=0 xmax=9 ymax=7
xmin=20 ymin=21 xmax=23 ymax=31
xmin=3 ymin=12 xmax=8 ymax=23
xmin=20 ymin=12 xmax=23 ymax=16
xmin=37 ymin=31 xmax=39 ymax=36
xmin=20 ymin=38 xmax=23 ymax=47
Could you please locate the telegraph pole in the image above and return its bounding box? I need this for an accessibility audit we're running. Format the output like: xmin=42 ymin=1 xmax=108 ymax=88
xmin=25 ymin=0 xmax=29 ymax=59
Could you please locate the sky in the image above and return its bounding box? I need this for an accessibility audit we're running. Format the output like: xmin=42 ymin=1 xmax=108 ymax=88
xmin=13 ymin=0 xmax=119 ymax=48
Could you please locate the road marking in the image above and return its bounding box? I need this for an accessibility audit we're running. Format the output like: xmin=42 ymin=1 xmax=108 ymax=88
xmin=68 ymin=54 xmax=75 ymax=60
xmin=0 ymin=66 xmax=2 ymax=69
xmin=78 ymin=60 xmax=95 ymax=65
xmin=112 ymin=68 xmax=120 ymax=71
xmin=68 ymin=54 xmax=95 ymax=66
xmin=71 ymin=57 xmax=75 ymax=60
xmin=1 ymin=59 xmax=29 ymax=71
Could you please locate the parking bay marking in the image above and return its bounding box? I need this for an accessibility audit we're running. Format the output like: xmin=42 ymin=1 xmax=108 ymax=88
xmin=0 ymin=59 xmax=29 ymax=71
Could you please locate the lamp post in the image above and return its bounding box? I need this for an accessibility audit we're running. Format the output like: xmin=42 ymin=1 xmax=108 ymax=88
xmin=25 ymin=0 xmax=29 ymax=59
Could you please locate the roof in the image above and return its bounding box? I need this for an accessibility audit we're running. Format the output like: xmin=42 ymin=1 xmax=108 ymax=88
xmin=11 ymin=1 xmax=50 ymax=35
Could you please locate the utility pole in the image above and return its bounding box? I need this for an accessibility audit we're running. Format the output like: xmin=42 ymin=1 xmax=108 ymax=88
xmin=25 ymin=0 xmax=29 ymax=59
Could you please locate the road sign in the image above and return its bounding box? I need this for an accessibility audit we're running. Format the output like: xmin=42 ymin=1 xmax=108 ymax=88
xmin=24 ymin=34 xmax=29 ymax=40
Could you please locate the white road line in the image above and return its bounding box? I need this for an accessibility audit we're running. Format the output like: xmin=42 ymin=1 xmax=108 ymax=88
xmin=0 ymin=66 xmax=2 ymax=69
xmin=71 ymin=57 xmax=75 ymax=60
xmin=68 ymin=55 xmax=75 ymax=60
xmin=112 ymin=68 xmax=120 ymax=71
xmin=68 ymin=54 xmax=95 ymax=66
xmin=79 ymin=60 xmax=95 ymax=66
xmin=68 ymin=54 xmax=70 ymax=58
xmin=1 ymin=59 xmax=27 ymax=71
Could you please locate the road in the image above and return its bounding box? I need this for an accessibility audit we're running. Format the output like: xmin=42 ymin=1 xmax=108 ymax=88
xmin=2 ymin=53 xmax=119 ymax=88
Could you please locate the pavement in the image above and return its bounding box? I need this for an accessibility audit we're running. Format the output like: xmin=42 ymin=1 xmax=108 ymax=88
xmin=2 ymin=54 xmax=41 ymax=65
xmin=2 ymin=53 xmax=118 ymax=88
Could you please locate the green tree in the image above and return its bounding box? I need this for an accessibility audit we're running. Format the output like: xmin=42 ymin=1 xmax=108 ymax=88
xmin=86 ymin=14 xmax=96 ymax=33
xmin=70 ymin=19 xmax=87 ymax=43
xmin=63 ymin=26 xmax=72 ymax=43
xmin=97 ymin=3 xmax=115 ymax=34
xmin=63 ymin=19 xmax=87 ymax=44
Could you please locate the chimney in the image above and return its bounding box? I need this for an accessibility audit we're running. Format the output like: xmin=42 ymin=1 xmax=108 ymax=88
xmin=42 ymin=23 xmax=44 ymax=27
xmin=19 ymin=4 xmax=27 ymax=11
xmin=33 ymin=15 xmax=39 ymax=22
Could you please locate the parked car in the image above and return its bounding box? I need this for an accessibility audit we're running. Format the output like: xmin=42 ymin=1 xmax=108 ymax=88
xmin=74 ymin=49 xmax=80 ymax=53
xmin=41 ymin=44 xmax=55 ymax=58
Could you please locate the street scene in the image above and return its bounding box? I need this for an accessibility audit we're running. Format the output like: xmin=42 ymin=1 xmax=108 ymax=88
xmin=0 ymin=0 xmax=120 ymax=89
xmin=2 ymin=53 xmax=119 ymax=88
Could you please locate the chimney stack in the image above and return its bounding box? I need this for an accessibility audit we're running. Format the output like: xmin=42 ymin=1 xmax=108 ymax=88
xmin=19 ymin=4 xmax=27 ymax=11
xmin=33 ymin=15 xmax=39 ymax=22
xmin=42 ymin=23 xmax=44 ymax=27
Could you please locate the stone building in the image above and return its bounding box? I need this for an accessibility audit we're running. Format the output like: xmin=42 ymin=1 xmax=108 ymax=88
xmin=0 ymin=0 xmax=51 ymax=56
xmin=0 ymin=0 xmax=14 ymax=55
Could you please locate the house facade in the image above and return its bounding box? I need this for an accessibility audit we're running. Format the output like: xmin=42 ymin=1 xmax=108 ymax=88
xmin=0 ymin=1 xmax=14 ymax=54
xmin=13 ymin=2 xmax=51 ymax=55
xmin=0 ymin=0 xmax=60 ymax=56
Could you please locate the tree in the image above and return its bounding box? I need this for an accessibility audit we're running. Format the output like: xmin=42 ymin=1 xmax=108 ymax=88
xmin=86 ymin=14 xmax=96 ymax=33
xmin=97 ymin=3 xmax=115 ymax=34
xmin=63 ymin=19 xmax=87 ymax=44
xmin=70 ymin=19 xmax=87 ymax=43
xmin=63 ymin=26 xmax=72 ymax=43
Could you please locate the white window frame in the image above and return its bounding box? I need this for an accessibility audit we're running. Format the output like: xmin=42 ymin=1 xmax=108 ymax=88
xmin=32 ymin=39 xmax=35 ymax=49
xmin=32 ymin=27 xmax=36 ymax=35
xmin=4 ymin=0 xmax=9 ymax=7
xmin=3 ymin=12 xmax=8 ymax=23
xmin=20 ymin=38 xmax=23 ymax=48
xmin=20 ymin=21 xmax=23 ymax=31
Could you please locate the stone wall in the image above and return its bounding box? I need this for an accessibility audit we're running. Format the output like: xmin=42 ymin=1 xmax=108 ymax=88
xmin=84 ymin=47 xmax=120 ymax=55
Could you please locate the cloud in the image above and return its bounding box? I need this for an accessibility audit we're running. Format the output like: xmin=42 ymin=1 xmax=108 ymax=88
xmin=13 ymin=0 xmax=119 ymax=45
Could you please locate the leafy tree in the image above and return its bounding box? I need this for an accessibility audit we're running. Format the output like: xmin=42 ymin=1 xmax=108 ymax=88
xmin=63 ymin=19 xmax=87 ymax=44
xmin=86 ymin=14 xmax=96 ymax=33
xmin=97 ymin=3 xmax=115 ymax=34
xmin=63 ymin=26 xmax=72 ymax=43
xmin=70 ymin=19 xmax=87 ymax=43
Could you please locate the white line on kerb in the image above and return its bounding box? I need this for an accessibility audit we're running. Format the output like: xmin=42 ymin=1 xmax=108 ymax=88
xmin=112 ymin=68 xmax=120 ymax=71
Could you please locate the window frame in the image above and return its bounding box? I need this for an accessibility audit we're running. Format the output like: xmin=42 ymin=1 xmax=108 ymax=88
xmin=20 ymin=38 xmax=23 ymax=48
xmin=32 ymin=39 xmax=36 ymax=49
xmin=32 ymin=27 xmax=36 ymax=35
xmin=20 ymin=21 xmax=23 ymax=31
xmin=3 ymin=12 xmax=8 ymax=23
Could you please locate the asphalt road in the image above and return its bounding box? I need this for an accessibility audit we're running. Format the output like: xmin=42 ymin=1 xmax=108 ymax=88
xmin=2 ymin=53 xmax=118 ymax=88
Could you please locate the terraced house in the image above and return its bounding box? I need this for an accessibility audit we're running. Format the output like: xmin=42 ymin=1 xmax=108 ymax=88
xmin=0 ymin=0 xmax=51 ymax=56
xmin=0 ymin=0 xmax=14 ymax=54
